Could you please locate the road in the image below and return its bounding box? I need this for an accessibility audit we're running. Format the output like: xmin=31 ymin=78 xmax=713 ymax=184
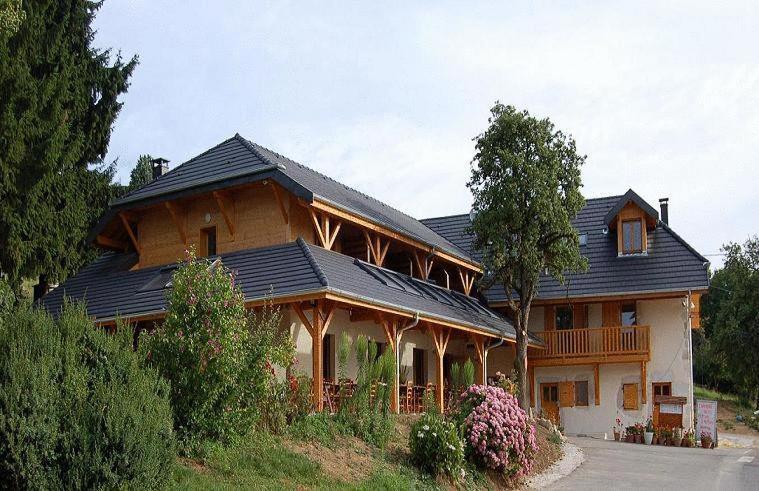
xmin=554 ymin=436 xmax=758 ymax=490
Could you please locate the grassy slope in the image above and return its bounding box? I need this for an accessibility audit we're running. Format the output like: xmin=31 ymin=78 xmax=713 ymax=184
xmin=172 ymin=418 xmax=562 ymax=490
xmin=694 ymin=386 xmax=757 ymax=434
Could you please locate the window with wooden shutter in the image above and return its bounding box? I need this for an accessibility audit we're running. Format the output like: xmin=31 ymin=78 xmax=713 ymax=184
xmin=575 ymin=380 xmax=589 ymax=406
xmin=623 ymin=383 xmax=639 ymax=410
xmin=559 ymin=381 xmax=575 ymax=407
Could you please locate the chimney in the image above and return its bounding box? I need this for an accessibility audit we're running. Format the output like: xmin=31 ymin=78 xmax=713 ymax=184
xmin=659 ymin=197 xmax=669 ymax=225
xmin=151 ymin=157 xmax=170 ymax=180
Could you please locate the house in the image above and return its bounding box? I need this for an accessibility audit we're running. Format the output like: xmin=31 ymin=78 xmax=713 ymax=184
xmin=40 ymin=135 xmax=709 ymax=436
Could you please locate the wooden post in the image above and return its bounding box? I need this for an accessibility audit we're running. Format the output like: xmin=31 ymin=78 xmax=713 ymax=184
xmin=470 ymin=334 xmax=485 ymax=385
xmin=641 ymin=361 xmax=647 ymax=404
xmin=293 ymin=301 xmax=335 ymax=412
xmin=529 ymin=365 xmax=535 ymax=408
xmin=594 ymin=363 xmax=600 ymax=405
xmin=430 ymin=325 xmax=451 ymax=413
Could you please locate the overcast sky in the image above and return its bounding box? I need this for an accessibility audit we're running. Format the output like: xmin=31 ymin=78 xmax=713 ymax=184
xmin=94 ymin=1 xmax=759 ymax=268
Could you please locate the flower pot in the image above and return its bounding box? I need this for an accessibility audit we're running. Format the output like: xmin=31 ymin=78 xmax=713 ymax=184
xmin=613 ymin=430 xmax=621 ymax=441
xmin=626 ymin=434 xmax=635 ymax=443
xmin=673 ymin=437 xmax=682 ymax=447
xmin=635 ymin=434 xmax=643 ymax=444
xmin=652 ymin=436 xmax=658 ymax=445
xmin=701 ymin=438 xmax=712 ymax=449
xmin=644 ymin=431 xmax=654 ymax=445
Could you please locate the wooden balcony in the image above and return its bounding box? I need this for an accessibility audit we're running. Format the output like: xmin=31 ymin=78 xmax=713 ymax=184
xmin=531 ymin=325 xmax=650 ymax=366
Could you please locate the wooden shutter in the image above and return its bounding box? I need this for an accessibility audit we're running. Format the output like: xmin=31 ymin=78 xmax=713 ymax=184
xmin=623 ymin=383 xmax=639 ymax=410
xmin=559 ymin=381 xmax=575 ymax=407
xmin=544 ymin=306 xmax=555 ymax=331
xmin=690 ymin=293 xmax=701 ymax=329
xmin=602 ymin=301 xmax=621 ymax=327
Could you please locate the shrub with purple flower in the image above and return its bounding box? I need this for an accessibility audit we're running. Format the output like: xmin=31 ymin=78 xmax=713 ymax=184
xmin=459 ymin=385 xmax=538 ymax=477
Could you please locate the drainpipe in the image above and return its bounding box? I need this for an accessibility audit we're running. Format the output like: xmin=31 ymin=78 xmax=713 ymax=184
xmin=395 ymin=312 xmax=420 ymax=411
xmin=483 ymin=337 xmax=505 ymax=384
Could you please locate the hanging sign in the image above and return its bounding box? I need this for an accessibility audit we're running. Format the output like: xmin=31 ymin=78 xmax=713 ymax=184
xmin=660 ymin=403 xmax=683 ymax=414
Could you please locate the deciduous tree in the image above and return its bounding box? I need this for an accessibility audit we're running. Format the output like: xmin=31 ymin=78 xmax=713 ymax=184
xmin=468 ymin=103 xmax=586 ymax=409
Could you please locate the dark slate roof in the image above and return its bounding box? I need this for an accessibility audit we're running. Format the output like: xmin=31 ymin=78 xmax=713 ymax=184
xmin=421 ymin=213 xmax=482 ymax=262
xmin=422 ymin=194 xmax=710 ymax=303
xmin=102 ymin=135 xmax=476 ymax=266
xmin=40 ymin=239 xmax=520 ymax=340
xmin=602 ymin=188 xmax=659 ymax=225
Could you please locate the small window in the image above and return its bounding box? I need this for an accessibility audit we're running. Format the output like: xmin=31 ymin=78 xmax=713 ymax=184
xmin=621 ymin=302 xmax=637 ymax=327
xmin=622 ymin=219 xmax=643 ymax=254
xmin=575 ymin=380 xmax=589 ymax=406
xmin=579 ymin=233 xmax=588 ymax=246
xmin=323 ymin=334 xmax=334 ymax=382
xmin=653 ymin=382 xmax=672 ymax=397
xmin=556 ymin=306 xmax=573 ymax=330
xmin=200 ymin=227 xmax=217 ymax=257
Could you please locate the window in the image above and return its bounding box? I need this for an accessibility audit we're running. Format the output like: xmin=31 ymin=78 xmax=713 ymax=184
xmin=575 ymin=380 xmax=589 ymax=406
xmin=556 ymin=306 xmax=573 ymax=330
xmin=200 ymin=227 xmax=217 ymax=256
xmin=652 ymin=382 xmax=672 ymax=397
xmin=413 ymin=348 xmax=426 ymax=385
xmin=323 ymin=334 xmax=334 ymax=382
xmin=622 ymin=219 xmax=643 ymax=254
xmin=375 ymin=342 xmax=386 ymax=361
xmin=579 ymin=233 xmax=588 ymax=246
xmin=621 ymin=302 xmax=637 ymax=327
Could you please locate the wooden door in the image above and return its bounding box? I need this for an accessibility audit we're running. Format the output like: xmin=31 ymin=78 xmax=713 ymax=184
xmin=541 ymin=383 xmax=560 ymax=425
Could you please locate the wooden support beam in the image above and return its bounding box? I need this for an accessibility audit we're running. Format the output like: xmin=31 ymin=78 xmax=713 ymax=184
xmin=413 ymin=251 xmax=434 ymax=280
xmin=309 ymin=209 xmax=341 ymax=250
xmin=363 ymin=230 xmax=390 ymax=267
xmin=458 ymin=267 xmax=476 ymax=296
xmin=269 ymin=183 xmax=289 ymax=224
xmin=641 ymin=361 xmax=647 ymax=404
xmin=292 ymin=300 xmax=334 ymax=411
xmin=119 ymin=212 xmax=140 ymax=255
xmin=594 ymin=364 xmax=600 ymax=405
xmin=164 ymin=201 xmax=187 ymax=245
xmin=212 ymin=191 xmax=235 ymax=237
xmin=430 ymin=325 xmax=451 ymax=412
xmin=95 ymin=234 xmax=128 ymax=252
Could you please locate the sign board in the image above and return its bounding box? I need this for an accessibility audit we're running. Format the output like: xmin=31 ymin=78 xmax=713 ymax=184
xmin=696 ymin=399 xmax=718 ymax=443
xmin=660 ymin=403 xmax=683 ymax=414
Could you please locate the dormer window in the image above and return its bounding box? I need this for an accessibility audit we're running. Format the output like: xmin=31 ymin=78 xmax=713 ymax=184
xmin=621 ymin=219 xmax=643 ymax=254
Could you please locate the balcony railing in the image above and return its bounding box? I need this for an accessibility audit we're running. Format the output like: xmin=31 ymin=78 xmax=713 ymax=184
xmin=532 ymin=325 xmax=650 ymax=360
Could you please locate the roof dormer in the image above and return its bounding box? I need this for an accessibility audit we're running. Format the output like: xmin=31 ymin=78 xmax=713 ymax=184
xmin=603 ymin=189 xmax=659 ymax=256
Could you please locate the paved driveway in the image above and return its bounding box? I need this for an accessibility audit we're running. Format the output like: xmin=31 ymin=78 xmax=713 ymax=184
xmin=555 ymin=437 xmax=758 ymax=490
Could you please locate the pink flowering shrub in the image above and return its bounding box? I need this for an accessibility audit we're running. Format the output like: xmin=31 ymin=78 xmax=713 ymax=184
xmin=459 ymin=385 xmax=538 ymax=477
xmin=143 ymin=249 xmax=293 ymax=448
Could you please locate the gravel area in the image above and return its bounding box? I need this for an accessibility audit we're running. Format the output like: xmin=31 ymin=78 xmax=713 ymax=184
xmin=524 ymin=441 xmax=584 ymax=489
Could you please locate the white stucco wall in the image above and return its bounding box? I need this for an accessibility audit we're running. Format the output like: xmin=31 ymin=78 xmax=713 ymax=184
xmin=521 ymin=299 xmax=693 ymax=437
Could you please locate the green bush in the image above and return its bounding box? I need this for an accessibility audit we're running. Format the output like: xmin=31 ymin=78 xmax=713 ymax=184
xmin=0 ymin=302 xmax=175 ymax=489
xmin=409 ymin=412 xmax=465 ymax=479
xmin=143 ymin=250 xmax=293 ymax=448
xmin=0 ymin=277 xmax=14 ymax=317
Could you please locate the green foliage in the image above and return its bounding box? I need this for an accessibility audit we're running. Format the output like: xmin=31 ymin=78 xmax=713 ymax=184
xmin=0 ymin=302 xmax=175 ymax=489
xmin=409 ymin=412 xmax=465 ymax=479
xmin=338 ymin=336 xmax=396 ymax=447
xmin=696 ymin=236 xmax=759 ymax=406
xmin=337 ymin=331 xmax=351 ymax=381
xmin=0 ymin=277 xmax=14 ymax=317
xmin=143 ymin=250 xmax=294 ymax=448
xmin=467 ymin=102 xmax=586 ymax=408
xmin=0 ymin=0 xmax=24 ymax=38
xmin=129 ymin=154 xmax=155 ymax=191
xmin=462 ymin=359 xmax=475 ymax=388
xmin=0 ymin=0 xmax=137 ymax=290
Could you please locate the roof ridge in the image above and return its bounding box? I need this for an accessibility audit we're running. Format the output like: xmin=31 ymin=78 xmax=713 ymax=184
xmin=420 ymin=213 xmax=471 ymax=222
xmin=114 ymin=135 xmax=241 ymax=204
xmin=296 ymin=237 xmax=329 ymax=287
xmin=241 ymin=136 xmax=439 ymax=230
xmin=234 ymin=133 xmax=286 ymax=170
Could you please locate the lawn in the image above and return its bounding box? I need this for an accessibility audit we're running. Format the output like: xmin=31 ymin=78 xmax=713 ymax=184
xmin=694 ymin=385 xmax=757 ymax=434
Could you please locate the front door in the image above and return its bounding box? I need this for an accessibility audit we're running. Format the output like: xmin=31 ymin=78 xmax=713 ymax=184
xmin=541 ymin=383 xmax=560 ymax=425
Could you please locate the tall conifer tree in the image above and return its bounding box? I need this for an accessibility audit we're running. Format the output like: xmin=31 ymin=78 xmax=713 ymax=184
xmin=0 ymin=1 xmax=137 ymax=293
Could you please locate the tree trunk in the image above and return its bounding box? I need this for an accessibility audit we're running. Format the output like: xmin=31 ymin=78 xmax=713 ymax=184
xmin=513 ymin=313 xmax=530 ymax=410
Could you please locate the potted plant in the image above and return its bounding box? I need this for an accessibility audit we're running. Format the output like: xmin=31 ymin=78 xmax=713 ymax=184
xmin=672 ymin=427 xmax=683 ymax=447
xmin=662 ymin=427 xmax=672 ymax=445
xmin=653 ymin=427 xmax=660 ymax=445
xmin=613 ymin=417 xmax=622 ymax=441
xmin=625 ymin=425 xmax=636 ymax=443
xmin=634 ymin=423 xmax=645 ymax=443
xmin=700 ymin=430 xmax=713 ymax=449
xmin=687 ymin=430 xmax=696 ymax=448
xmin=644 ymin=417 xmax=654 ymax=445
